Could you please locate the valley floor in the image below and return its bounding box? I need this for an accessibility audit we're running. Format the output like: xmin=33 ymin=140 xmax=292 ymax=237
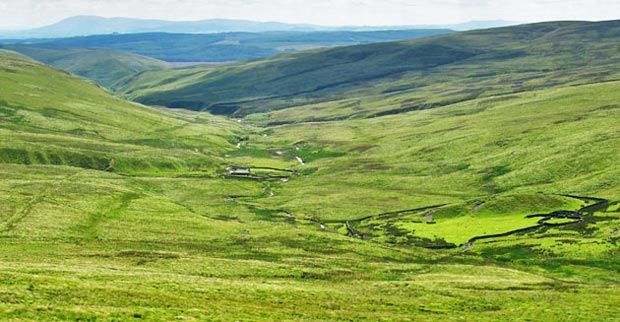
xmin=0 ymin=163 xmax=619 ymax=321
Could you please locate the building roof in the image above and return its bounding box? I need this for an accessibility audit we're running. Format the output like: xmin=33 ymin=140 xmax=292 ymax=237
xmin=229 ymin=168 xmax=251 ymax=175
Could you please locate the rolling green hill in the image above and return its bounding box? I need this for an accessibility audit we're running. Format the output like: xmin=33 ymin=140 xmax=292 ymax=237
xmin=0 ymin=49 xmax=234 ymax=173
xmin=1 ymin=16 xmax=620 ymax=321
xmin=3 ymin=29 xmax=453 ymax=63
xmin=117 ymin=20 xmax=620 ymax=117
xmin=2 ymin=45 xmax=171 ymax=88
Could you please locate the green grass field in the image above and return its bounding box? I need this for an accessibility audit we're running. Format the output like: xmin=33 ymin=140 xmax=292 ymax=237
xmin=1 ymin=19 xmax=620 ymax=321
xmin=1 ymin=163 xmax=619 ymax=321
xmin=2 ymin=46 xmax=171 ymax=89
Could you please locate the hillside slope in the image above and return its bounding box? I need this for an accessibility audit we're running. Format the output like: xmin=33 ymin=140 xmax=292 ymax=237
xmin=0 ymin=49 xmax=235 ymax=174
xmin=117 ymin=20 xmax=620 ymax=116
xmin=3 ymin=29 xmax=453 ymax=63
xmin=1 ymin=45 xmax=170 ymax=88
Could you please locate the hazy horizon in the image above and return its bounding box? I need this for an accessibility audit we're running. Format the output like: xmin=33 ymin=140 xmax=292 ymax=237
xmin=0 ymin=0 xmax=619 ymax=30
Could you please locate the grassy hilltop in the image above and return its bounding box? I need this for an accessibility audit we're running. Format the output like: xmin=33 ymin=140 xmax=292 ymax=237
xmin=2 ymin=46 xmax=171 ymax=89
xmin=0 ymin=19 xmax=620 ymax=321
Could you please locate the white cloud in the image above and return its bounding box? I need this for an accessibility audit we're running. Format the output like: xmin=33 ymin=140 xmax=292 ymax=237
xmin=0 ymin=0 xmax=619 ymax=29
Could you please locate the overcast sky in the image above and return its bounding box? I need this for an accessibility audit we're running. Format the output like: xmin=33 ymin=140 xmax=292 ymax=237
xmin=1 ymin=0 xmax=619 ymax=29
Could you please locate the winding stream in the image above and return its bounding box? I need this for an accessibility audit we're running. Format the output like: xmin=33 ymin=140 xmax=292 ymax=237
xmin=343 ymin=195 xmax=610 ymax=249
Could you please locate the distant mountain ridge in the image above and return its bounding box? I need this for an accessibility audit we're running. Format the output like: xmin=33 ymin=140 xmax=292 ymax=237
xmin=0 ymin=15 xmax=518 ymax=39
xmin=418 ymin=20 xmax=520 ymax=31
xmin=1 ymin=29 xmax=453 ymax=63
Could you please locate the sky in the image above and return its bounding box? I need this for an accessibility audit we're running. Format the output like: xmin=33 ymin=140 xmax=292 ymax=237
xmin=0 ymin=0 xmax=619 ymax=29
